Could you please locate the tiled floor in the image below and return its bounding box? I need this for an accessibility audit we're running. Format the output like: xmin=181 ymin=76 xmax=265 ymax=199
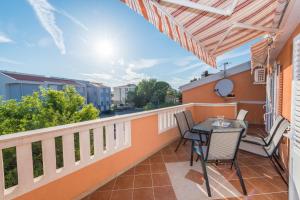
xmin=82 ymin=125 xmax=288 ymax=200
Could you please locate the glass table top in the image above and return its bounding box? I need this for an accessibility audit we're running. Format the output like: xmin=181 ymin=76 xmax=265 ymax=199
xmin=191 ymin=118 xmax=247 ymax=133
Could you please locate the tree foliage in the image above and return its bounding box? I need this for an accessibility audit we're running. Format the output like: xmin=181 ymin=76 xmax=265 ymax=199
xmin=0 ymin=86 xmax=99 ymax=135
xmin=126 ymin=79 xmax=180 ymax=109
xmin=0 ymin=86 xmax=100 ymax=188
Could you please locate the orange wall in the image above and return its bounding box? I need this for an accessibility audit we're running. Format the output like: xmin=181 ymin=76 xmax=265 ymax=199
xmin=276 ymin=23 xmax=300 ymax=121
xmin=16 ymin=104 xmax=236 ymax=200
xmin=275 ymin=23 xmax=300 ymax=174
xmin=183 ymin=70 xmax=266 ymax=124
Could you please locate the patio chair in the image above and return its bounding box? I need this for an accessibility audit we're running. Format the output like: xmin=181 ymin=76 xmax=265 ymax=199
xmin=239 ymin=117 xmax=289 ymax=183
xmin=236 ymin=109 xmax=248 ymax=137
xmin=241 ymin=115 xmax=284 ymax=147
xmin=193 ymin=128 xmax=246 ymax=197
xmin=183 ymin=110 xmax=195 ymax=130
xmin=236 ymin=109 xmax=248 ymax=121
xmin=183 ymin=110 xmax=208 ymax=143
xmin=174 ymin=112 xmax=206 ymax=165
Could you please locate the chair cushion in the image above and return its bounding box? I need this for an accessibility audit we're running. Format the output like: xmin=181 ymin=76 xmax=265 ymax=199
xmin=183 ymin=131 xmax=205 ymax=141
xmin=242 ymin=135 xmax=266 ymax=145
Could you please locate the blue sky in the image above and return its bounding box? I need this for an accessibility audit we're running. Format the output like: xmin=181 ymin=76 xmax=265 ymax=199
xmin=0 ymin=0 xmax=260 ymax=89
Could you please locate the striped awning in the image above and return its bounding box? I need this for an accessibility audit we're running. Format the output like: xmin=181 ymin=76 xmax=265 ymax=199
xmin=121 ymin=0 xmax=289 ymax=67
xmin=250 ymin=38 xmax=269 ymax=71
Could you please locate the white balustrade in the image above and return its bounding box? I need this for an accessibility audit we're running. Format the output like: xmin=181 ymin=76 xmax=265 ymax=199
xmin=158 ymin=107 xmax=186 ymax=133
xmin=0 ymin=118 xmax=133 ymax=200
xmin=0 ymin=102 xmax=236 ymax=200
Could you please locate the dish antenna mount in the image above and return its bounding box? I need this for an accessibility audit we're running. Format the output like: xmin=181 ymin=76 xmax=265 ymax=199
xmin=214 ymin=62 xmax=235 ymax=98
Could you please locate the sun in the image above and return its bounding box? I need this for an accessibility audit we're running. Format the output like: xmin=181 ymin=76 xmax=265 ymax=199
xmin=94 ymin=39 xmax=115 ymax=59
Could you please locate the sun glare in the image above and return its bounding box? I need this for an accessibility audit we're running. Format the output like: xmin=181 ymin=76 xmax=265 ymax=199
xmin=94 ymin=39 xmax=115 ymax=59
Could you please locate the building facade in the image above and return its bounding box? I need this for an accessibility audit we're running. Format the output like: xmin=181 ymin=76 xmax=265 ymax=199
xmin=86 ymin=82 xmax=111 ymax=112
xmin=112 ymin=84 xmax=136 ymax=106
xmin=0 ymin=71 xmax=111 ymax=112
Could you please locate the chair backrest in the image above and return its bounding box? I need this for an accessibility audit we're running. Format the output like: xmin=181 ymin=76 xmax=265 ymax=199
xmin=174 ymin=112 xmax=190 ymax=137
xmin=264 ymin=119 xmax=289 ymax=156
xmin=206 ymin=128 xmax=244 ymax=161
xmin=183 ymin=110 xmax=195 ymax=130
xmin=265 ymin=115 xmax=284 ymax=144
xmin=236 ymin=109 xmax=248 ymax=121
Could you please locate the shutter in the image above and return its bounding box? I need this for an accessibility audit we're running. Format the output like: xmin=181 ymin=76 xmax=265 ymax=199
xmin=291 ymin=34 xmax=300 ymax=199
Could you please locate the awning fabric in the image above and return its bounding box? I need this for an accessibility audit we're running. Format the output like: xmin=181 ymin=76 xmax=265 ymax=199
xmin=250 ymin=38 xmax=269 ymax=71
xmin=121 ymin=0 xmax=288 ymax=68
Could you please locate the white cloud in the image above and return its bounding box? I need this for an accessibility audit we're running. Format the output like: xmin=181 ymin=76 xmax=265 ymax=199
xmin=173 ymin=56 xmax=198 ymax=66
xmin=27 ymin=0 xmax=66 ymax=54
xmin=128 ymin=58 xmax=164 ymax=70
xmin=0 ymin=57 xmax=23 ymax=65
xmin=172 ymin=62 xmax=206 ymax=74
xmin=58 ymin=9 xmax=88 ymax=31
xmin=0 ymin=34 xmax=12 ymax=43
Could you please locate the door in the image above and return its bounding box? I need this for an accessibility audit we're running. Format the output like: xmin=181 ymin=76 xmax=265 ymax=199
xmin=290 ymin=34 xmax=300 ymax=200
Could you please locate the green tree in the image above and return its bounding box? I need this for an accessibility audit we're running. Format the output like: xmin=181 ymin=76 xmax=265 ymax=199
xmin=126 ymin=79 xmax=179 ymax=109
xmin=0 ymin=86 xmax=99 ymax=188
xmin=151 ymin=81 xmax=171 ymax=105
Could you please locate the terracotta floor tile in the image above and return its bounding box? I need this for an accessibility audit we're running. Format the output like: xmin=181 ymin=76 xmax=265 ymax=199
xmin=152 ymin=173 xmax=171 ymax=186
xmin=245 ymin=194 xmax=272 ymax=200
xmin=134 ymin=174 xmax=152 ymax=188
xmin=151 ymin=163 xmax=167 ymax=173
xmin=98 ymin=179 xmax=116 ymax=191
xmin=121 ymin=168 xmax=135 ymax=176
xmin=163 ymin=154 xmax=178 ymax=163
xmin=247 ymin=177 xmax=282 ymax=193
xmin=133 ymin=188 xmax=154 ymax=200
xmin=150 ymin=154 xmax=164 ymax=164
xmin=154 ymin=186 xmax=177 ymax=200
xmin=264 ymin=192 xmax=288 ymax=200
xmin=264 ymin=176 xmax=288 ymax=191
xmin=215 ymin=197 xmax=243 ymax=200
xmin=135 ymin=164 xmax=151 ymax=175
xmin=229 ymin=179 xmax=257 ymax=196
xmin=161 ymin=147 xmax=174 ymax=155
xmin=110 ymin=189 xmax=133 ymax=200
xmin=216 ymin=168 xmax=239 ymax=180
xmin=239 ymin=166 xmax=260 ymax=178
xmin=139 ymin=159 xmax=150 ymax=165
xmin=114 ymin=176 xmax=134 ymax=190
xmin=89 ymin=190 xmax=111 ymax=200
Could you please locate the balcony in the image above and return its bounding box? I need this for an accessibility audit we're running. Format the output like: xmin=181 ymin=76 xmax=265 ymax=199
xmin=0 ymin=103 xmax=288 ymax=200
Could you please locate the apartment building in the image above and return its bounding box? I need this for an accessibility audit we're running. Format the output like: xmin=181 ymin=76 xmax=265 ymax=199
xmin=86 ymin=82 xmax=111 ymax=112
xmin=112 ymin=84 xmax=136 ymax=106
xmin=0 ymin=70 xmax=111 ymax=111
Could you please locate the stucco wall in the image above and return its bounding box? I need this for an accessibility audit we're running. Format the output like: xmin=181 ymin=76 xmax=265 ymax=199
xmin=182 ymin=70 xmax=266 ymax=124
xmin=276 ymin=23 xmax=300 ymax=121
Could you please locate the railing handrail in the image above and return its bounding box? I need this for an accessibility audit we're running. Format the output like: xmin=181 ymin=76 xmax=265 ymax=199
xmin=0 ymin=102 xmax=237 ymax=144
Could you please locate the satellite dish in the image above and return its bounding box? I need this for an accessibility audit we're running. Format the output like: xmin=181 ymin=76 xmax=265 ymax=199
xmin=214 ymin=79 xmax=234 ymax=97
